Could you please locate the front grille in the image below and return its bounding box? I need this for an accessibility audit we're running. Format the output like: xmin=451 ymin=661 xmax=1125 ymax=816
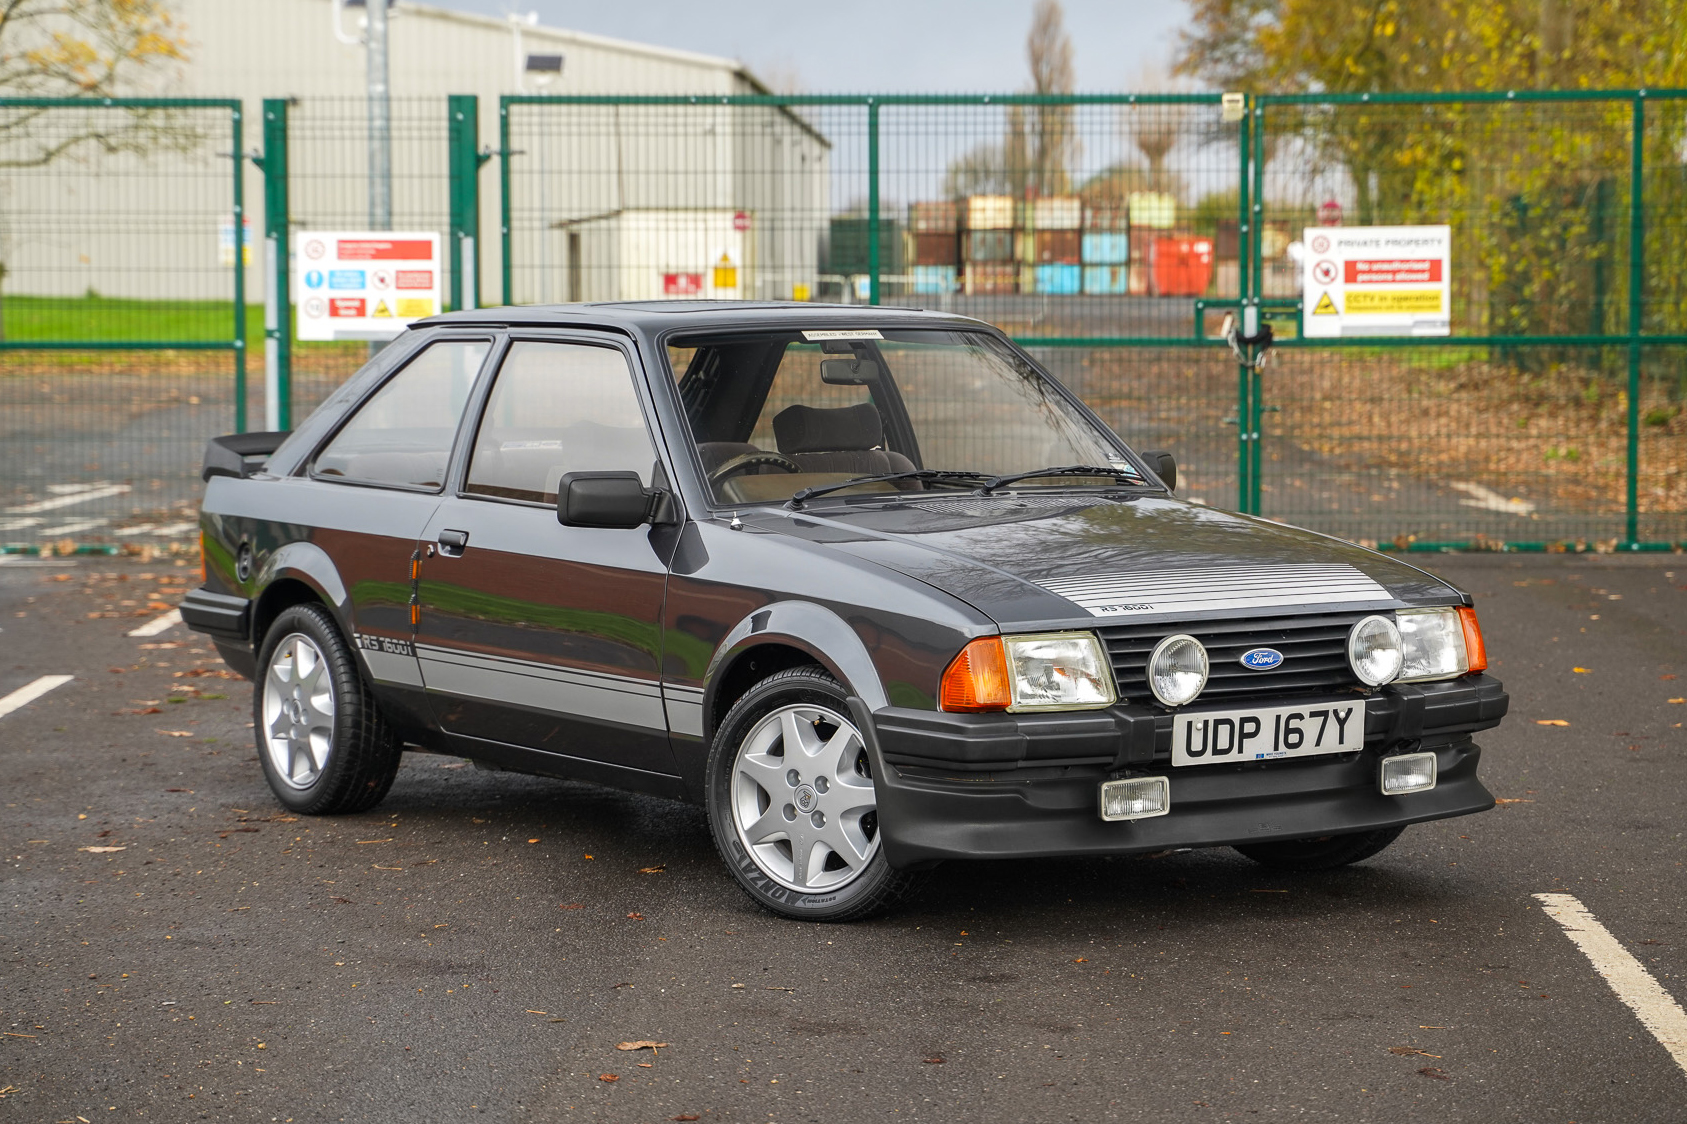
xmin=1099 ymin=611 xmax=1370 ymax=704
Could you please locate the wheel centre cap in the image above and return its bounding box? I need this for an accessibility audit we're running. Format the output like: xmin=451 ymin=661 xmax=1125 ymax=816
xmin=794 ymin=784 xmax=817 ymax=813
xmin=285 ymin=698 xmax=306 ymax=725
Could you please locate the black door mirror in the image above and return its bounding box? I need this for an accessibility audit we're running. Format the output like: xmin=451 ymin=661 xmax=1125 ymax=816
xmin=558 ymin=471 xmax=657 ymax=528
xmin=1142 ymin=450 xmax=1176 ymax=492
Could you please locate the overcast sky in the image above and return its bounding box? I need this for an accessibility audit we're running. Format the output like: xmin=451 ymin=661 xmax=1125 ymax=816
xmin=424 ymin=0 xmax=1193 ymax=92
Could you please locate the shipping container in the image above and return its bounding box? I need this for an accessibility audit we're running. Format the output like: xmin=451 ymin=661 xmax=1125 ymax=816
xmin=1080 ymin=232 xmax=1128 ymax=264
xmin=1128 ymin=262 xmax=1150 ymax=296
xmin=1151 ymin=237 xmax=1214 ymax=297
xmin=911 ymin=265 xmax=958 ymax=294
xmin=1030 ymin=195 xmax=1083 ymax=230
xmin=965 ymin=194 xmax=1015 ymax=230
xmin=1128 ymin=191 xmax=1177 ymax=230
xmin=1034 ymin=230 xmax=1081 ymax=264
xmin=966 ymin=229 xmax=1013 ymax=263
xmin=910 ymin=231 xmax=958 ymax=266
xmin=1034 ymin=263 xmax=1082 ymax=294
xmin=909 ymin=200 xmax=960 ymax=233
xmin=1083 ymin=206 xmax=1128 ymax=232
xmin=1083 ymin=264 xmax=1129 ymax=295
xmin=963 ymin=262 xmax=1017 ymax=295
xmin=826 ymin=217 xmax=904 ymax=276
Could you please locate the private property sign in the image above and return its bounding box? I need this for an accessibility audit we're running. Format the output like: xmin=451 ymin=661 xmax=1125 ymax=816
xmin=296 ymin=232 xmax=441 ymax=341
xmin=1302 ymin=225 xmax=1450 ymax=338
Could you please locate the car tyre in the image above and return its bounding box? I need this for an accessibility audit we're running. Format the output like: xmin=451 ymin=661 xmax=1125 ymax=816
xmin=706 ymin=666 xmax=926 ymax=922
xmin=1232 ymin=824 xmax=1406 ymax=871
xmin=253 ymin=602 xmax=403 ymax=816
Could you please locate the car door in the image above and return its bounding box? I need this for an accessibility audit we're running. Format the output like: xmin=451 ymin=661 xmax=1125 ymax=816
xmin=304 ymin=335 xmax=493 ymax=716
xmin=413 ymin=335 xmax=680 ymax=780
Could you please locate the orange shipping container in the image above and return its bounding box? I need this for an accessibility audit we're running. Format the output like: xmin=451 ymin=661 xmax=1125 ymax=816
xmin=1151 ymin=238 xmax=1214 ymax=297
xmin=1034 ymin=230 xmax=1081 ymax=264
xmin=964 ymin=262 xmax=1017 ymax=295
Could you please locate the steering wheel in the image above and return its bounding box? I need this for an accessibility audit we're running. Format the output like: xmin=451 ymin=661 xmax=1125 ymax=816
xmin=708 ymin=451 xmax=802 ymax=485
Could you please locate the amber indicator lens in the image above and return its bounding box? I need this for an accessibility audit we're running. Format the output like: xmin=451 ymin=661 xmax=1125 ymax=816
xmin=939 ymin=636 xmax=1012 ymax=712
xmin=1457 ymin=606 xmax=1487 ymax=673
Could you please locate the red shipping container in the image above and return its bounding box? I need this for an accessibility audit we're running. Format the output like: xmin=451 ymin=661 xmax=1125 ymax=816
xmin=909 ymin=201 xmax=960 ymax=233
xmin=1151 ymin=238 xmax=1214 ymax=297
xmin=1034 ymin=230 xmax=1081 ymax=264
xmin=912 ymin=231 xmax=959 ymax=266
xmin=964 ymin=262 xmax=1017 ymax=295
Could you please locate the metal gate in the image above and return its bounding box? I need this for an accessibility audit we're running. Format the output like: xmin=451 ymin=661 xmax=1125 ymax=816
xmin=499 ymin=91 xmax=1687 ymax=552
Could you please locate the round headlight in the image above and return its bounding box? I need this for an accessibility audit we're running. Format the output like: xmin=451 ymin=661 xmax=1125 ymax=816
xmin=1348 ymin=614 xmax=1403 ymax=686
xmin=1148 ymin=634 xmax=1208 ymax=707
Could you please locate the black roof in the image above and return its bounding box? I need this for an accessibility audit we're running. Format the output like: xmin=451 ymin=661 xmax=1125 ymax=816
xmin=415 ymin=301 xmax=989 ymax=336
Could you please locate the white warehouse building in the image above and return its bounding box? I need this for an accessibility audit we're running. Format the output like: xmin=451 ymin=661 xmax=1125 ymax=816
xmin=2 ymin=0 xmax=829 ymax=308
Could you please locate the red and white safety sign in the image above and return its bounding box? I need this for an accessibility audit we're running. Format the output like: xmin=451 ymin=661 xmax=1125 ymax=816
xmin=296 ymin=232 xmax=441 ymax=342
xmin=1302 ymin=225 xmax=1450 ymax=338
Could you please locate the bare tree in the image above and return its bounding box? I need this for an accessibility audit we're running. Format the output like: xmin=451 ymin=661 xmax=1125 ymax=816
xmin=0 ymin=1 xmax=192 ymax=337
xmin=1025 ymin=0 xmax=1075 ymax=196
xmin=1122 ymin=64 xmax=1191 ymax=199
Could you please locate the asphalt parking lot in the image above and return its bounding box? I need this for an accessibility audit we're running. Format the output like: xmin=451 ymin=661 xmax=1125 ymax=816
xmin=2 ymin=553 xmax=1684 ymax=1122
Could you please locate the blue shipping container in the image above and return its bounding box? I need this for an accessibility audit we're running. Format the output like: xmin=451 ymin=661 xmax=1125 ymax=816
xmin=912 ymin=265 xmax=957 ymax=294
xmin=1083 ymin=265 xmax=1129 ymax=295
xmin=1081 ymin=232 xmax=1129 ymax=264
xmin=1035 ymin=264 xmax=1082 ymax=295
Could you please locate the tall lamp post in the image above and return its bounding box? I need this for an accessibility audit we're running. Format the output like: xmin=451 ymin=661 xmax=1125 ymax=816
xmin=334 ymin=0 xmax=392 ymax=232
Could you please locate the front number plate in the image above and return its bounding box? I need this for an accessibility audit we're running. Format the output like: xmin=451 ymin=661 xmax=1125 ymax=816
xmin=1172 ymin=700 xmax=1366 ymax=766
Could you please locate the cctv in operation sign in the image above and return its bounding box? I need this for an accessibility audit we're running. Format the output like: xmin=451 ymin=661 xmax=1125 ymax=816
xmin=296 ymin=232 xmax=441 ymax=341
xmin=1302 ymin=225 xmax=1450 ymax=338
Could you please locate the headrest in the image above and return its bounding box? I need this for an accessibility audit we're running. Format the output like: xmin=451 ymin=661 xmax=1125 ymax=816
xmin=772 ymin=403 xmax=884 ymax=454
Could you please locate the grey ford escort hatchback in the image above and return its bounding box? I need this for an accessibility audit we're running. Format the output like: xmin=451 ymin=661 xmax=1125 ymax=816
xmin=184 ymin=303 xmax=1508 ymax=921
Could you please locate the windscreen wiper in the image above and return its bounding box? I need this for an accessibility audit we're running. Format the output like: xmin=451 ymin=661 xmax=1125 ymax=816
xmin=786 ymin=470 xmax=992 ymax=509
xmin=974 ymin=464 xmax=1147 ymax=495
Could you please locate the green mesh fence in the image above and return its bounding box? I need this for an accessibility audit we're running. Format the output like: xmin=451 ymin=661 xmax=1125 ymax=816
xmin=0 ymin=98 xmax=244 ymax=553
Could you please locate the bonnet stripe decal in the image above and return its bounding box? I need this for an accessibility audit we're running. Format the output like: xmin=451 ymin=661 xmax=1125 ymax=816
xmin=1037 ymin=564 xmax=1393 ymax=617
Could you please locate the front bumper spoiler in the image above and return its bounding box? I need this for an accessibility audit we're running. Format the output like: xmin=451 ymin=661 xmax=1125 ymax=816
xmin=853 ymin=675 xmax=1506 ymax=868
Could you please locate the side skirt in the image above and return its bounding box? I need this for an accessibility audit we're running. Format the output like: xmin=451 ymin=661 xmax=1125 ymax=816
xmin=440 ymin=731 xmax=690 ymax=802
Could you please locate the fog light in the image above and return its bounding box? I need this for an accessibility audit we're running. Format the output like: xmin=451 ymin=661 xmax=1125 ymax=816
xmin=1380 ymin=751 xmax=1437 ymax=796
xmin=1100 ymin=776 xmax=1170 ymax=821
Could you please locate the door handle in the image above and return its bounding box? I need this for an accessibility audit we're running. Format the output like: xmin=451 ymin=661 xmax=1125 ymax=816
xmin=437 ymin=529 xmax=469 ymax=556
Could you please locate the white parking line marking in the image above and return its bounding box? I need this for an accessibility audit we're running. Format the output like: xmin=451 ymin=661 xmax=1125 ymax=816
xmin=128 ymin=608 xmax=182 ymax=637
xmin=113 ymin=524 xmax=158 ymax=536
xmin=5 ymin=483 xmax=130 ymax=514
xmin=153 ymin=522 xmax=198 ymax=536
xmin=37 ymin=518 xmax=109 ymax=536
xmin=0 ymin=517 xmax=43 ymax=532
xmin=0 ymin=674 xmax=74 ymax=719
xmin=1536 ymin=892 xmax=1687 ymax=1077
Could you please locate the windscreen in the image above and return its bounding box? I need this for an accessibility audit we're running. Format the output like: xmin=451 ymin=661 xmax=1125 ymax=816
xmin=671 ymin=328 xmax=1130 ymax=505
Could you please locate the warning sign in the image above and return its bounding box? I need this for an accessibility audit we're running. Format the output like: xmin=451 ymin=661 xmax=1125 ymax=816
xmin=1302 ymin=225 xmax=1450 ymax=338
xmin=296 ymin=231 xmax=441 ymax=341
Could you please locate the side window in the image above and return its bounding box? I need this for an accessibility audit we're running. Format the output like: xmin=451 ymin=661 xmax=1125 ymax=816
xmin=464 ymin=341 xmax=658 ymax=504
xmin=314 ymin=339 xmax=490 ymax=489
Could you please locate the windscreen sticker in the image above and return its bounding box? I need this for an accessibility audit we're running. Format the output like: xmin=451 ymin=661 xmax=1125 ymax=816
xmin=801 ymin=329 xmax=883 ymax=341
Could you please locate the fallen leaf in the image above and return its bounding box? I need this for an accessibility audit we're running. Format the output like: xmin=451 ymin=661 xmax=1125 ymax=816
xmin=1389 ymin=1046 xmax=1442 ymax=1058
xmin=78 ymin=846 xmax=125 ymax=853
xmin=639 ymin=865 xmax=666 ymax=874
xmin=372 ymin=864 xmax=403 ymax=871
xmin=638 ymin=1062 xmax=653 ymax=1068
xmin=559 ymin=902 xmax=584 ymax=910
xmin=617 ymin=1041 xmax=669 ymax=1051
xmin=1573 ymin=667 xmax=1591 ymax=673
xmin=1417 ymin=1066 xmax=1450 ymax=1080
xmin=164 ymin=787 xmax=193 ymax=793
xmin=766 ymin=986 xmax=795 ymax=992
xmin=923 ymin=1056 xmax=944 ymax=1064
xmin=1670 ymin=698 xmax=1685 ymax=704
xmin=356 ymin=839 xmax=393 ymax=845
xmin=598 ymin=1074 xmax=619 ymax=1083
xmin=1493 ymin=798 xmax=1535 ymax=805
xmin=673 ymin=1116 xmax=701 ymax=1122
xmin=1535 ymin=719 xmax=1570 ymax=726
xmin=626 ymin=912 xmax=644 ymax=921
xmin=1072 ymin=958 xmax=1089 ymax=963
xmin=154 ymin=729 xmax=193 ymax=737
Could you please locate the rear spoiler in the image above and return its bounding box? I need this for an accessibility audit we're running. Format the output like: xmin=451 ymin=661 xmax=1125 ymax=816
xmin=202 ymin=431 xmax=290 ymax=482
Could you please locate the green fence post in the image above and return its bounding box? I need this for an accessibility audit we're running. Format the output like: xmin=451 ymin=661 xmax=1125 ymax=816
xmin=232 ymin=102 xmax=247 ymax=434
xmin=867 ymin=98 xmax=881 ymax=306
xmin=259 ymin=98 xmax=291 ymax=432
xmin=1626 ymin=92 xmax=1645 ymax=547
xmin=448 ymin=95 xmax=480 ymax=312
xmin=1235 ymin=97 xmax=1253 ymax=513
xmin=499 ymin=98 xmax=513 ymax=306
xmin=1249 ymin=101 xmax=1267 ymax=515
